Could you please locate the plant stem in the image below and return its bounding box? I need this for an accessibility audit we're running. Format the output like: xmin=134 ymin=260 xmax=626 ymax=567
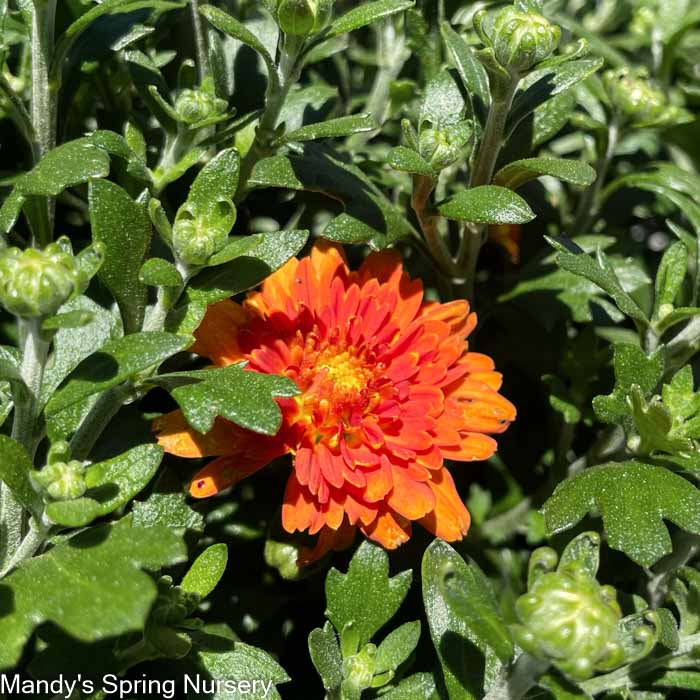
xmin=0 ymin=318 xmax=49 ymax=572
xmin=459 ymin=78 xmax=519 ymax=299
xmin=665 ymin=316 xmax=700 ymax=374
xmin=236 ymin=35 xmax=304 ymax=200
xmin=29 ymin=0 xmax=58 ymax=246
xmin=483 ymin=653 xmax=550 ymax=700
xmin=412 ymin=175 xmax=458 ymax=277
xmin=0 ymin=521 xmax=49 ymax=577
xmin=190 ymin=0 xmax=209 ymax=82
xmin=572 ymin=121 xmax=619 ymax=235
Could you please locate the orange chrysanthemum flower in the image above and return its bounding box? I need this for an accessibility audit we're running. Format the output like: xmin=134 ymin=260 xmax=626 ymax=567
xmin=155 ymin=242 xmax=515 ymax=563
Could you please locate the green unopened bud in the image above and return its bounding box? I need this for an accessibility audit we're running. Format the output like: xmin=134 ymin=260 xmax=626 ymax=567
xmin=343 ymin=644 xmax=377 ymax=693
xmin=603 ymin=68 xmax=682 ymax=127
xmin=0 ymin=240 xmax=89 ymax=318
xmin=34 ymin=459 xmax=87 ymax=501
xmin=276 ymin=0 xmax=333 ymax=36
xmin=419 ymin=122 xmax=472 ymax=171
xmin=172 ymin=200 xmax=235 ymax=266
xmin=174 ymin=89 xmax=227 ymax=124
xmin=488 ymin=7 xmax=561 ymax=73
xmin=512 ymin=562 xmax=623 ymax=680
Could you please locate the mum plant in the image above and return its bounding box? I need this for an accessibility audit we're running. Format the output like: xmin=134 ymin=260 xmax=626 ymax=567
xmin=1 ymin=0 xmax=700 ymax=698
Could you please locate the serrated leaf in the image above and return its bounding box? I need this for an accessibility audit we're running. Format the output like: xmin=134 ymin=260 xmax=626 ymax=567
xmin=547 ymin=237 xmax=649 ymax=324
xmin=308 ymin=622 xmax=343 ymax=691
xmin=44 ymin=444 xmax=163 ymax=527
xmin=494 ymin=158 xmax=596 ymax=190
xmin=89 ymin=180 xmax=152 ymax=334
xmin=15 ymin=138 xmax=110 ymax=196
xmin=46 ymin=332 xmax=189 ymax=415
xmin=0 ymin=520 xmax=186 ymax=669
xmin=325 ymin=0 xmax=415 ymax=39
xmin=326 ymin=541 xmax=412 ymax=649
xmin=132 ymin=492 xmax=204 ymax=531
xmin=543 ymin=461 xmax=700 ymax=566
xmin=181 ymin=543 xmax=228 ymax=599
xmin=438 ymin=186 xmax=535 ymax=225
xmin=283 ymin=114 xmax=376 ymax=143
xmin=169 ymin=364 xmax=298 ymax=435
xmin=592 ymin=344 xmax=664 ymax=426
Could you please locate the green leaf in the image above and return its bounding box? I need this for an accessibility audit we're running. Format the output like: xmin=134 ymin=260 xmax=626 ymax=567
xmin=186 ymin=147 xmax=240 ymax=215
xmin=0 ymin=188 xmax=25 ymax=234
xmin=132 ymin=492 xmax=204 ymax=531
xmin=423 ymin=539 xmax=501 ymax=700
xmin=192 ymin=635 xmax=289 ymax=700
xmin=44 ymin=444 xmax=163 ymax=528
xmin=89 ymin=180 xmax=152 ymax=334
xmin=0 ymin=519 xmax=186 ymax=670
xmin=15 ymin=138 xmax=110 ymax=196
xmin=380 ymin=673 xmax=438 ymax=700
xmin=374 ymin=621 xmax=421 ymax=674
xmin=653 ymin=241 xmax=688 ymax=321
xmin=325 ymin=541 xmax=412 ymax=649
xmin=169 ymin=364 xmax=298 ymax=435
xmin=41 ymin=310 xmax=95 ymax=331
xmin=438 ymin=186 xmax=535 ymax=225
xmin=181 ymin=543 xmax=228 ymax=599
xmin=46 ymin=332 xmax=189 ymax=415
xmin=140 ymin=258 xmax=183 ymax=287
xmin=387 ymin=146 xmax=434 ymax=176
xmin=592 ymin=343 xmax=664 ymax=426
xmin=200 ymin=4 xmax=274 ymax=71
xmin=308 ymin=622 xmax=343 ymax=691
xmin=546 ymin=237 xmax=649 ymax=325
xmin=543 ymin=461 xmax=700 ymax=567
xmin=325 ymin=0 xmax=415 ymax=39
xmin=420 ymin=71 xmax=464 ymax=128
xmin=89 ymin=130 xmax=150 ymax=182
xmin=654 ymin=607 xmax=680 ymax=651
xmin=283 ymin=114 xmax=377 ymax=143
xmin=439 ymin=552 xmax=514 ymax=664
xmin=0 ymin=435 xmax=42 ymax=516
xmin=40 ymin=296 xmax=120 ymax=407
xmin=509 ymin=58 xmax=604 ymax=132
xmin=494 ymin=158 xmax=596 ymax=190
xmin=249 ymin=145 xmax=413 ymax=249
xmin=440 ymin=21 xmax=489 ymax=121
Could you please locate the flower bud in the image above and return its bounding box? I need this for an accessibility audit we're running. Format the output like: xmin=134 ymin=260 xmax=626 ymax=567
xmin=490 ymin=7 xmax=561 ymax=73
xmin=0 ymin=241 xmax=87 ymax=318
xmin=172 ymin=200 xmax=235 ymax=266
xmin=276 ymin=0 xmax=333 ymax=36
xmin=419 ymin=121 xmax=472 ymax=171
xmin=512 ymin=561 xmax=623 ymax=680
xmin=174 ymin=89 xmax=227 ymax=125
xmin=34 ymin=459 xmax=87 ymax=501
xmin=603 ymin=68 xmax=681 ymax=127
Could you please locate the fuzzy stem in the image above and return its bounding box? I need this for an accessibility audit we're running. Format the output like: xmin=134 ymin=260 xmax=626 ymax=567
xmin=0 ymin=521 xmax=49 ymax=577
xmin=190 ymin=0 xmax=209 ymax=82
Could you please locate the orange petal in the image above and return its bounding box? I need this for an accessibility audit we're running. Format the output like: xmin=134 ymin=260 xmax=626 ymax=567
xmin=442 ymin=432 xmax=498 ymax=461
xmin=189 ymin=454 xmax=268 ymax=498
xmin=419 ymin=468 xmax=470 ymax=541
xmin=298 ymin=520 xmax=356 ymax=567
xmin=361 ymin=509 xmax=412 ymax=549
xmin=282 ymin=473 xmax=318 ymax=533
xmin=191 ymin=299 xmax=250 ymax=366
xmin=154 ymin=411 xmax=236 ymax=458
xmin=386 ymin=464 xmax=436 ymax=520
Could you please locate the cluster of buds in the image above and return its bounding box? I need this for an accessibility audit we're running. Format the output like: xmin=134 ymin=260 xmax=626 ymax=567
xmin=511 ymin=532 xmax=658 ymax=680
xmin=474 ymin=3 xmax=561 ymax=77
xmin=0 ymin=237 xmax=103 ymax=318
xmin=268 ymin=0 xmax=334 ymax=37
xmin=603 ymin=67 xmax=688 ymax=128
xmin=33 ymin=442 xmax=87 ymax=501
xmin=174 ymin=88 xmax=227 ymax=126
xmin=419 ymin=122 xmax=473 ymax=172
xmin=171 ymin=198 xmax=236 ymax=266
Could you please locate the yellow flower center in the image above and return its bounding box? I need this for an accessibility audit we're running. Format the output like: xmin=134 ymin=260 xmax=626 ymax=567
xmin=318 ymin=349 xmax=372 ymax=392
